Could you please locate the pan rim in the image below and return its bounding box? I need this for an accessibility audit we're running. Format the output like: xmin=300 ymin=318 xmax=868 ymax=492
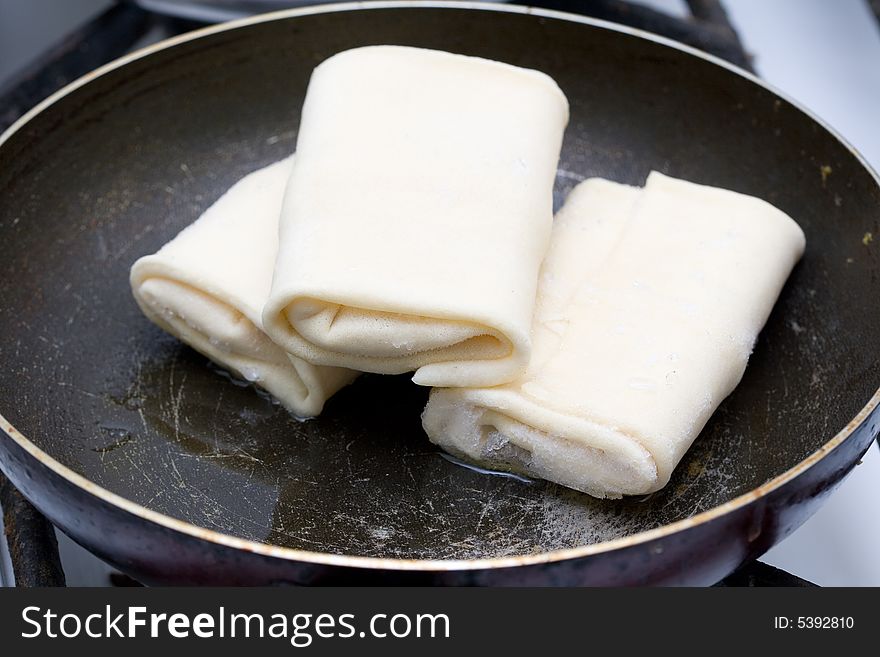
xmin=1 ymin=0 xmax=879 ymax=572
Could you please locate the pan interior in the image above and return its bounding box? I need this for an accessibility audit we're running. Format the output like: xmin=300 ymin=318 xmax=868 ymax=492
xmin=1 ymin=7 xmax=878 ymax=560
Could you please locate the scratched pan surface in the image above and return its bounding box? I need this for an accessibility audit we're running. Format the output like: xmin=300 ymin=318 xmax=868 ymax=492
xmin=1 ymin=4 xmax=879 ymax=581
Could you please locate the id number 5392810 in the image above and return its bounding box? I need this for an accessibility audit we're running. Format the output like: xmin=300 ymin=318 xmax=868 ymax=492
xmin=774 ymin=617 xmax=854 ymax=629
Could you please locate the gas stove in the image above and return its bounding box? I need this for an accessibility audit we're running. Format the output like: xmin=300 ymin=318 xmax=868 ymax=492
xmin=1 ymin=0 xmax=878 ymax=587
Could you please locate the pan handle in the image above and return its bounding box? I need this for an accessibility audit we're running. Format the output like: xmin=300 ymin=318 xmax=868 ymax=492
xmin=0 ymin=471 xmax=66 ymax=587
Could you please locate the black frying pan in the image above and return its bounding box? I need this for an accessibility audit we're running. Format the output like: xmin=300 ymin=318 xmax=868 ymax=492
xmin=1 ymin=3 xmax=878 ymax=586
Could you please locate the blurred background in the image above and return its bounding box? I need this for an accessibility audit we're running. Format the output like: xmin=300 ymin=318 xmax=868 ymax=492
xmin=1 ymin=0 xmax=879 ymax=586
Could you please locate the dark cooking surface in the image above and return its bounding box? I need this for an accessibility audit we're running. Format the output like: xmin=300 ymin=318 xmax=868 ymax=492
xmin=0 ymin=7 xmax=878 ymax=560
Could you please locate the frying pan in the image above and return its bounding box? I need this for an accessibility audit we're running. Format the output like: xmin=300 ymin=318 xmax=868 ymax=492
xmin=1 ymin=2 xmax=878 ymax=586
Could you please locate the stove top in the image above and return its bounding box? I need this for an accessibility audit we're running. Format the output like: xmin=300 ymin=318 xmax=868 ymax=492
xmin=1 ymin=0 xmax=877 ymax=587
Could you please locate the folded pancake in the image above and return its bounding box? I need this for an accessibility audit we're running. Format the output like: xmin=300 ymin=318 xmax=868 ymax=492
xmin=262 ymin=46 xmax=569 ymax=388
xmin=130 ymin=158 xmax=357 ymax=418
xmin=423 ymin=172 xmax=806 ymax=498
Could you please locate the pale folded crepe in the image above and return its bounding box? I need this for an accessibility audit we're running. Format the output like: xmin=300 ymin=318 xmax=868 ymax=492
xmin=130 ymin=158 xmax=357 ymax=418
xmin=262 ymin=45 xmax=570 ymax=388
xmin=422 ymin=172 xmax=806 ymax=498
